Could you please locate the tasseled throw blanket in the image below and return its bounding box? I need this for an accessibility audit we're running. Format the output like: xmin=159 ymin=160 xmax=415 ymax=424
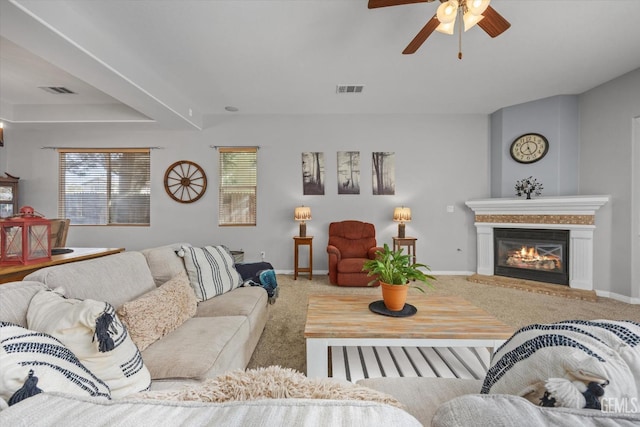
xmin=235 ymin=262 xmax=279 ymax=304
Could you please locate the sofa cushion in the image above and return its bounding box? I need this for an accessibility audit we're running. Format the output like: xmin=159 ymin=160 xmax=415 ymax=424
xmin=0 ymin=392 xmax=423 ymax=427
xmin=141 ymin=316 xmax=250 ymax=381
xmin=179 ymin=245 xmax=243 ymax=302
xmin=196 ymin=286 xmax=267 ymax=319
xmin=24 ymin=251 xmax=156 ymax=309
xmin=26 ymin=289 xmax=151 ymax=398
xmin=0 ymin=281 xmax=48 ymax=327
xmin=140 ymin=243 xmax=190 ymax=287
xmin=432 ymin=393 xmax=640 ymax=427
xmin=117 ymin=271 xmax=197 ymax=351
xmin=0 ymin=322 xmax=111 ymax=406
xmin=357 ymin=377 xmax=482 ymax=426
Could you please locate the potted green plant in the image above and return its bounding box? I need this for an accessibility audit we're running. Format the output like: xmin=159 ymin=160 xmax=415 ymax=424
xmin=363 ymin=243 xmax=436 ymax=311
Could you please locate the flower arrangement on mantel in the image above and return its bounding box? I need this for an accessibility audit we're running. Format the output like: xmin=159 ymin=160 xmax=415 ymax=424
xmin=515 ymin=176 xmax=543 ymax=199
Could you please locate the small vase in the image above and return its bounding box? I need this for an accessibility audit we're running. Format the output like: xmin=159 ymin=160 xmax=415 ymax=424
xmin=380 ymin=282 xmax=409 ymax=311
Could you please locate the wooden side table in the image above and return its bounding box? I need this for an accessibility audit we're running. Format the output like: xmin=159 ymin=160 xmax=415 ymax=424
xmin=393 ymin=236 xmax=417 ymax=265
xmin=293 ymin=236 xmax=313 ymax=280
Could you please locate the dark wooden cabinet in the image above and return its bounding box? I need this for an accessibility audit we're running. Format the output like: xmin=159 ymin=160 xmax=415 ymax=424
xmin=0 ymin=177 xmax=19 ymax=218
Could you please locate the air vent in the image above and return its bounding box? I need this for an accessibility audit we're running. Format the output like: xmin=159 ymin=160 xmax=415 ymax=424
xmin=39 ymin=86 xmax=76 ymax=94
xmin=336 ymin=85 xmax=364 ymax=94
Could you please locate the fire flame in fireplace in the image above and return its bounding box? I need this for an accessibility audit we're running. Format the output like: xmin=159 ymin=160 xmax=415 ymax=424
xmin=506 ymin=246 xmax=561 ymax=271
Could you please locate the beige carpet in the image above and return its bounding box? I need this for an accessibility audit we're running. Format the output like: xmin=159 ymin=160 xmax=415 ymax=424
xmin=247 ymin=274 xmax=640 ymax=375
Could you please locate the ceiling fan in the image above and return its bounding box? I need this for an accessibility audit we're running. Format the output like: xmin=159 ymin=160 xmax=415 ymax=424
xmin=368 ymin=0 xmax=511 ymax=57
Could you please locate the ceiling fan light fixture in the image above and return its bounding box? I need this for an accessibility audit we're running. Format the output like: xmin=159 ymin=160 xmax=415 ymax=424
xmin=368 ymin=0 xmax=509 ymax=55
xmin=435 ymin=21 xmax=456 ymax=35
xmin=463 ymin=12 xmax=484 ymax=31
xmin=437 ymin=0 xmax=458 ymax=24
xmin=466 ymin=0 xmax=491 ymax=16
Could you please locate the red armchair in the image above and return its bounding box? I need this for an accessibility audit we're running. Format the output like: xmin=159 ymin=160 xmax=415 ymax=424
xmin=327 ymin=220 xmax=383 ymax=287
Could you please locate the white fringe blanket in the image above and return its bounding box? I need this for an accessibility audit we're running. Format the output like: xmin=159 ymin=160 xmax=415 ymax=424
xmin=131 ymin=366 xmax=404 ymax=409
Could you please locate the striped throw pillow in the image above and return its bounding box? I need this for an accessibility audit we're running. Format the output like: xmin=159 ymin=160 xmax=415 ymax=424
xmin=0 ymin=322 xmax=111 ymax=406
xmin=180 ymin=245 xmax=243 ymax=301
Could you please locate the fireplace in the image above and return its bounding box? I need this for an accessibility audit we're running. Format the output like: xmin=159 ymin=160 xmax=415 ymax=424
xmin=494 ymin=228 xmax=569 ymax=285
xmin=465 ymin=195 xmax=609 ymax=292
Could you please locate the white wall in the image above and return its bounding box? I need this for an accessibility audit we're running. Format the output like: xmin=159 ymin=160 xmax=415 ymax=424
xmin=6 ymin=114 xmax=489 ymax=274
xmin=579 ymin=68 xmax=640 ymax=301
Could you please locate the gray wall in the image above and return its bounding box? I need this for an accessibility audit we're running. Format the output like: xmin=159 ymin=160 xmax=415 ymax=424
xmin=5 ymin=114 xmax=489 ymax=274
xmin=5 ymin=69 xmax=639 ymax=300
xmin=579 ymin=68 xmax=640 ymax=300
xmin=490 ymin=95 xmax=580 ymax=198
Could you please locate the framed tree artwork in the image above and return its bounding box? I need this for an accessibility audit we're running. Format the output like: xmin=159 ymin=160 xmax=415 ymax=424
xmin=302 ymin=152 xmax=325 ymax=195
xmin=337 ymin=151 xmax=360 ymax=194
xmin=372 ymin=152 xmax=395 ymax=195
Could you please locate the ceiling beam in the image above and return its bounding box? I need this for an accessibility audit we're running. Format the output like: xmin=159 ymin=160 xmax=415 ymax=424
xmin=1 ymin=0 xmax=203 ymax=129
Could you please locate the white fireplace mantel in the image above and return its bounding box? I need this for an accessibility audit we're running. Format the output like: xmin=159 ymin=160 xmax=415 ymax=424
xmin=465 ymin=196 xmax=610 ymax=291
xmin=465 ymin=195 xmax=609 ymax=216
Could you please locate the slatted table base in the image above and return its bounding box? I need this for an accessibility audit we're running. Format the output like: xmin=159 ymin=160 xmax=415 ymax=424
xmin=329 ymin=346 xmax=491 ymax=383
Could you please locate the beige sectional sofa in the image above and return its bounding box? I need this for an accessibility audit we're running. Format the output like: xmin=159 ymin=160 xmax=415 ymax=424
xmin=17 ymin=245 xmax=268 ymax=390
xmin=0 ymin=244 xmax=422 ymax=425
xmin=358 ymin=377 xmax=640 ymax=426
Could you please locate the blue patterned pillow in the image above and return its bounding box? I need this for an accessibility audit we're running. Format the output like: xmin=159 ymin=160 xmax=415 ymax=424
xmin=179 ymin=245 xmax=243 ymax=301
xmin=26 ymin=289 xmax=151 ymax=399
xmin=0 ymin=322 xmax=111 ymax=406
xmin=481 ymin=320 xmax=640 ymax=411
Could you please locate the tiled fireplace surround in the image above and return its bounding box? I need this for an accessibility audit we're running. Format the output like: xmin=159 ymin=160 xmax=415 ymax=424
xmin=465 ymin=196 xmax=609 ymax=291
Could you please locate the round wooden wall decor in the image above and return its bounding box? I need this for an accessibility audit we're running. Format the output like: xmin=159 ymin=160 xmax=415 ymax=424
xmin=164 ymin=160 xmax=207 ymax=203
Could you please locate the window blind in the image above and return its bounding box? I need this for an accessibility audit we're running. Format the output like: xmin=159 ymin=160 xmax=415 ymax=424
xmin=58 ymin=148 xmax=150 ymax=225
xmin=218 ymin=147 xmax=257 ymax=226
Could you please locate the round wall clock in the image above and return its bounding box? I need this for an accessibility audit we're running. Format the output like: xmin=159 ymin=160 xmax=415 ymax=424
xmin=164 ymin=160 xmax=207 ymax=203
xmin=510 ymin=133 xmax=549 ymax=164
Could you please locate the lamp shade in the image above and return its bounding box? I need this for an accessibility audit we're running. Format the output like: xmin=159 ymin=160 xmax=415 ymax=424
xmin=393 ymin=207 xmax=411 ymax=223
xmin=294 ymin=206 xmax=311 ymax=221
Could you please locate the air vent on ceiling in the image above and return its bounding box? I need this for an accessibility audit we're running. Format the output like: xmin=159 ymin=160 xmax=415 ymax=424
xmin=336 ymin=85 xmax=364 ymax=94
xmin=39 ymin=86 xmax=76 ymax=94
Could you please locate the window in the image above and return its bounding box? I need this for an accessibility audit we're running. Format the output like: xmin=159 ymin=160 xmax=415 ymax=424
xmin=218 ymin=147 xmax=257 ymax=226
xmin=58 ymin=148 xmax=150 ymax=225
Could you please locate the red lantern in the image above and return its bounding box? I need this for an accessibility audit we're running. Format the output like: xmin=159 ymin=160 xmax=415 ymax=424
xmin=0 ymin=206 xmax=51 ymax=265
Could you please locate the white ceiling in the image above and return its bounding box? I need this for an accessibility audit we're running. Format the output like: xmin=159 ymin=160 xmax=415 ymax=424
xmin=1 ymin=0 xmax=640 ymax=130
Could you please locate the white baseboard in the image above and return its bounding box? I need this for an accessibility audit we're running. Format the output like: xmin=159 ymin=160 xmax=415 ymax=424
xmin=429 ymin=271 xmax=475 ymax=276
xmin=276 ymin=269 xmax=328 ymax=275
xmin=275 ymin=270 xmax=473 ymax=276
xmin=595 ymin=290 xmax=640 ymax=305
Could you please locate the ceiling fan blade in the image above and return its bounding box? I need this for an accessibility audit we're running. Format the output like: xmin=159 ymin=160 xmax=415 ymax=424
xmin=477 ymin=6 xmax=511 ymax=38
xmin=368 ymin=0 xmax=431 ymax=9
xmin=402 ymin=14 xmax=439 ymax=54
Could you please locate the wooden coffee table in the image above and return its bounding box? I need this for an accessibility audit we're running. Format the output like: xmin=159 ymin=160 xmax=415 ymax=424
xmin=304 ymin=294 xmax=515 ymax=378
